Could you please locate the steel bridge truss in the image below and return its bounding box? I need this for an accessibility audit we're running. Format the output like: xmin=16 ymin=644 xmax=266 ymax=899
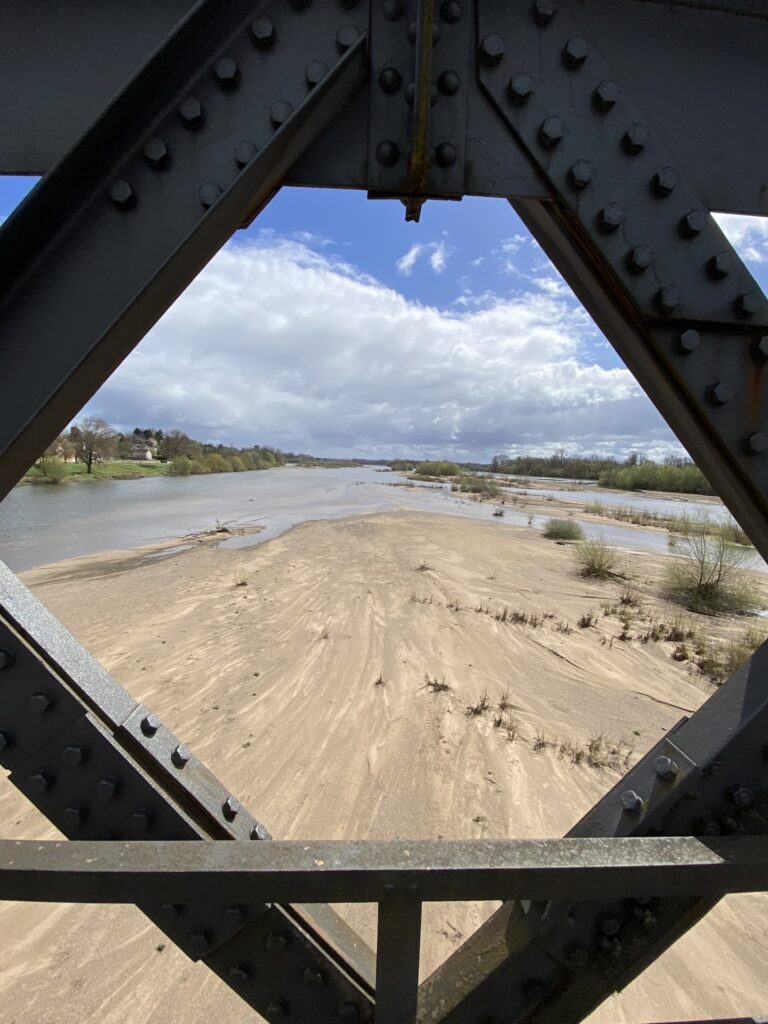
xmin=0 ymin=1 xmax=766 ymax=1021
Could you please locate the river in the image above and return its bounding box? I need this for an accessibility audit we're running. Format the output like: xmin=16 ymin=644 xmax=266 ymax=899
xmin=0 ymin=466 xmax=750 ymax=573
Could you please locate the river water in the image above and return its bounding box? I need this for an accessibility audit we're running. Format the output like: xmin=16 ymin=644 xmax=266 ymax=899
xmin=0 ymin=466 xmax=748 ymax=573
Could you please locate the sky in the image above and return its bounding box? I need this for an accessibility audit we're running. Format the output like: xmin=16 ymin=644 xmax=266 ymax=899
xmin=2 ymin=176 xmax=767 ymax=462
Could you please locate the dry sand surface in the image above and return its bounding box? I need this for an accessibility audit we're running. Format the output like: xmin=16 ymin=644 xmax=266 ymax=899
xmin=1 ymin=510 xmax=766 ymax=1022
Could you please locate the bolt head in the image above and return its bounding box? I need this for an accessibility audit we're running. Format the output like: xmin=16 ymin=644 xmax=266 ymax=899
xmin=707 ymin=251 xmax=733 ymax=279
xmin=735 ymin=291 xmax=761 ymax=318
xmin=303 ymin=966 xmax=325 ymax=986
xmin=382 ymin=0 xmax=404 ymax=19
xmin=270 ymin=101 xmax=293 ymax=127
xmin=569 ymin=945 xmax=588 ymax=967
xmin=199 ymin=182 xmax=222 ymax=209
xmin=656 ymin=286 xmax=681 ymax=313
xmin=593 ymin=79 xmax=618 ymax=111
xmin=0 ymin=730 xmax=14 ymax=751
xmin=179 ymin=97 xmax=204 ymax=128
xmin=562 ymin=36 xmax=588 ymax=69
xmin=250 ymin=822 xmax=270 ymax=840
xmin=95 ymin=776 xmax=118 ymax=800
xmin=568 ymin=159 xmax=594 ymax=189
xmin=63 ymin=803 xmax=87 ymax=828
xmin=0 ymin=647 xmax=15 ymax=670
xmin=215 ymin=57 xmax=239 ymax=88
xmin=28 ymin=691 xmax=54 ymax=715
xmin=727 ymin=783 xmax=753 ymax=808
xmin=305 ymin=60 xmax=329 ymax=88
xmin=171 ymin=742 xmax=192 ymax=767
xmin=234 ymin=141 xmax=257 ymax=168
xmin=337 ymin=24 xmax=361 ymax=52
xmin=697 ymin=816 xmax=721 ymax=836
xmin=653 ymin=755 xmax=678 ymax=781
xmin=533 ymin=0 xmax=557 ymax=25
xmin=752 ymin=335 xmax=768 ymax=360
xmin=707 ymin=381 xmax=735 ymax=405
xmin=508 ymin=72 xmax=533 ymax=105
xmin=652 ymin=167 xmax=677 ymax=197
xmin=188 ymin=929 xmax=211 ymax=953
xmin=680 ymin=209 xmax=706 ymax=238
xmin=27 ymin=771 xmax=54 ymax=796
xmin=109 ymin=180 xmax=135 ymax=209
xmin=440 ymin=1 xmax=462 ymax=22
xmin=599 ymin=203 xmax=625 ymax=232
xmin=438 ymin=69 xmax=460 ymax=95
xmin=129 ymin=808 xmax=153 ymax=833
xmin=62 ymin=744 xmax=87 ymax=768
xmin=678 ymin=328 xmax=701 ymax=353
xmin=620 ymin=789 xmax=643 ymax=815
xmin=435 ymin=142 xmax=457 ymax=168
xmin=627 ymin=245 xmax=654 ymax=274
xmin=222 ymin=795 xmax=241 ymax=820
xmin=601 ymin=916 xmax=621 ymax=936
xmin=538 ymin=115 xmax=565 ymax=149
xmin=143 ymin=138 xmax=170 ymax=169
xmin=480 ymin=33 xmax=504 ymax=66
xmin=266 ymin=930 xmax=291 ymax=950
xmin=378 ymin=66 xmax=402 ymax=94
xmin=376 ymin=140 xmax=400 ymax=167
xmin=250 ymin=17 xmax=275 ymax=49
xmin=622 ymin=123 xmax=649 ymax=155
xmin=744 ymin=432 xmax=768 ymax=454
xmin=141 ymin=713 xmax=161 ymax=736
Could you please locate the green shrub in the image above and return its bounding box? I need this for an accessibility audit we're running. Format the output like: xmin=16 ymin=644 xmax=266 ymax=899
xmin=205 ymin=454 xmax=232 ymax=473
xmin=574 ymin=536 xmax=618 ymax=579
xmin=169 ymin=456 xmax=193 ymax=476
xmin=415 ymin=460 xmax=460 ymax=477
xmin=188 ymin=459 xmax=208 ymax=475
xmin=229 ymin=456 xmax=245 ymax=472
xmin=451 ymin=475 xmax=500 ymax=496
xmin=543 ymin=518 xmax=584 ymax=541
xmin=37 ymin=457 xmax=68 ymax=484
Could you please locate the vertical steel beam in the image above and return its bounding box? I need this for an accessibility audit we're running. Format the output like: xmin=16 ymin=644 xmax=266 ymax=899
xmin=376 ymin=900 xmax=423 ymax=1024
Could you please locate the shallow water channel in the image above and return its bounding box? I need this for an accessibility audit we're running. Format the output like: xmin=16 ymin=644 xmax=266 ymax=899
xmin=0 ymin=466 xmax=755 ymax=573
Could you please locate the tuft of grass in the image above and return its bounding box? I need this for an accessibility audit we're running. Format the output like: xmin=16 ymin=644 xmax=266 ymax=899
xmin=373 ymin=674 xmax=386 ymax=687
xmin=466 ymin=692 xmax=491 ymax=717
xmin=577 ymin=610 xmax=597 ymax=629
xmin=574 ymin=536 xmax=618 ymax=579
xmin=415 ymin=560 xmax=433 ymax=573
xmin=543 ymin=518 xmax=584 ymax=541
xmin=423 ymin=672 xmax=451 ymax=693
xmin=498 ymin=687 xmax=513 ymax=712
xmin=618 ymin=581 xmax=640 ymax=606
xmin=446 ymin=598 xmax=462 ymax=612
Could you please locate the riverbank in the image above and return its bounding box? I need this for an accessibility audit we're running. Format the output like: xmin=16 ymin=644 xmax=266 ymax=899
xmin=22 ymin=459 xmax=171 ymax=484
xmin=1 ymin=510 xmax=766 ymax=1022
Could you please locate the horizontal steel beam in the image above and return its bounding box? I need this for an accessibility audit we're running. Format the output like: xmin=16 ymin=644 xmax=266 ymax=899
xmin=0 ymin=836 xmax=766 ymax=905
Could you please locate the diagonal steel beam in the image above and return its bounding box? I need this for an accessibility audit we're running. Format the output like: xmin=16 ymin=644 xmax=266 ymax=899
xmin=0 ymin=0 xmax=369 ymax=500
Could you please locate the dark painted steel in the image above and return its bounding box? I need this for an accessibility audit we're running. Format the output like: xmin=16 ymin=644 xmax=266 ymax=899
xmin=376 ymin=901 xmax=423 ymax=1024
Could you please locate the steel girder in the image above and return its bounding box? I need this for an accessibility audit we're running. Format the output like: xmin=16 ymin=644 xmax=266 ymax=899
xmin=0 ymin=1 xmax=767 ymax=1022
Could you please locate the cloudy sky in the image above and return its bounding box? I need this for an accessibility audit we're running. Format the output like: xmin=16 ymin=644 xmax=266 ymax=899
xmin=2 ymin=177 xmax=766 ymax=462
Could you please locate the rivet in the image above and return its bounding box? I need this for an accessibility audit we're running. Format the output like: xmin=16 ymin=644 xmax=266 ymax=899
xmin=440 ymin=1 xmax=462 ymax=22
xmin=270 ymin=101 xmax=293 ymax=127
xmin=592 ymin=79 xmax=618 ymax=111
xmin=95 ymin=776 xmax=119 ymax=800
xmin=143 ymin=138 xmax=170 ymax=169
xmin=751 ymin=335 xmax=768 ymax=360
xmin=707 ymin=252 xmax=733 ymax=279
xmin=707 ymin=382 xmax=735 ymax=405
xmin=407 ymin=20 xmax=440 ymax=46
xmin=250 ymin=18 xmax=275 ymax=50
xmin=0 ymin=730 xmax=14 ymax=751
xmin=337 ymin=25 xmax=361 ymax=52
xmin=376 ymin=140 xmax=400 ymax=167
xmin=129 ymin=807 xmax=153 ymax=833
xmin=656 ymin=286 xmax=680 ymax=313
xmin=568 ymin=159 xmax=594 ymax=189
xmin=265 ymin=1001 xmax=289 ymax=1017
xmin=568 ymin=945 xmax=588 ymax=968
xmin=378 ymin=66 xmax=402 ymax=94
xmin=222 ymin=795 xmax=241 ymax=820
xmin=0 ymin=648 xmax=15 ymax=670
xmin=109 ymin=180 xmax=135 ymax=209
xmin=305 ymin=59 xmax=329 ymax=88
xmin=188 ymin=929 xmax=211 ymax=952
xmin=382 ymin=0 xmax=404 ymax=19
xmin=653 ymin=755 xmax=678 ymax=781
xmin=438 ymin=69 xmax=460 ymax=95
xmin=228 ymin=963 xmax=251 ymax=982
xmin=620 ymin=790 xmax=643 ymax=815
xmin=626 ymin=245 xmax=654 ymax=274
xmin=199 ymin=183 xmax=222 ymax=208
xmin=680 ymin=209 xmax=706 ymax=238
xmin=678 ymin=328 xmax=700 ymax=353
xmin=735 ymin=292 xmax=761 ymax=318
xmin=158 ymin=903 xmax=180 ymax=919
xmin=532 ymin=0 xmax=557 ymax=25
xmin=435 ymin=142 xmax=457 ymax=168
xmin=601 ymin=916 xmax=621 ymax=936
xmin=234 ymin=141 xmax=257 ymax=168
xmin=179 ymin=97 xmax=204 ymax=129
xmin=704 ymin=760 xmax=722 ymax=778
xmin=250 ymin=822 xmax=269 ymax=840
xmin=27 ymin=771 xmax=54 ymax=796
xmin=63 ymin=802 xmax=87 ymax=828
xmin=62 ymin=744 xmax=88 ymax=768
xmin=562 ymin=36 xmax=588 ymax=69
xmin=743 ymin=432 xmax=767 ymax=454
xmin=508 ymin=72 xmax=533 ymax=106
xmin=652 ymin=167 xmax=677 ymax=197
xmin=171 ymin=743 xmax=192 ymax=767
xmin=538 ymin=115 xmax=565 ymax=149
xmin=303 ymin=966 xmax=325 ymax=986
xmin=480 ymin=33 xmax=504 ymax=65
xmin=266 ymin=930 xmax=292 ymax=950
xmin=622 ymin=123 xmax=649 ymax=155
xmin=598 ymin=203 xmax=624 ymax=232
xmin=28 ymin=692 xmax=54 ymax=715
xmin=141 ymin=713 xmax=161 ymax=736
xmin=726 ymin=783 xmax=753 ymax=808
xmin=215 ymin=57 xmax=239 ymax=88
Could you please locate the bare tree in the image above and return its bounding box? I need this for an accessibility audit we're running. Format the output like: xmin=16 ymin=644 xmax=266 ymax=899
xmin=42 ymin=433 xmax=75 ymax=462
xmin=68 ymin=417 xmax=116 ymax=474
xmin=158 ymin=429 xmax=196 ymax=461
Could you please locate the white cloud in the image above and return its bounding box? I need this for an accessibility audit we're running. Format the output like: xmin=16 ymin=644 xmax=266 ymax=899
xmin=714 ymin=213 xmax=768 ymax=266
xmin=396 ymin=240 xmax=451 ymax=276
xmin=395 ymin=243 xmax=423 ymax=276
xmin=429 ymin=242 xmax=449 ymax=274
xmin=86 ymin=235 xmax=679 ymax=460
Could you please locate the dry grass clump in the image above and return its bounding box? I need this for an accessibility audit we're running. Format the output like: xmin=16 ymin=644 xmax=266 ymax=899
xmin=423 ymin=672 xmax=451 ymax=693
xmin=465 ymin=692 xmax=491 ymax=717
xmin=543 ymin=518 xmax=584 ymax=541
xmin=574 ymin=536 xmax=619 ymax=579
xmin=664 ymin=518 xmax=762 ymax=615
